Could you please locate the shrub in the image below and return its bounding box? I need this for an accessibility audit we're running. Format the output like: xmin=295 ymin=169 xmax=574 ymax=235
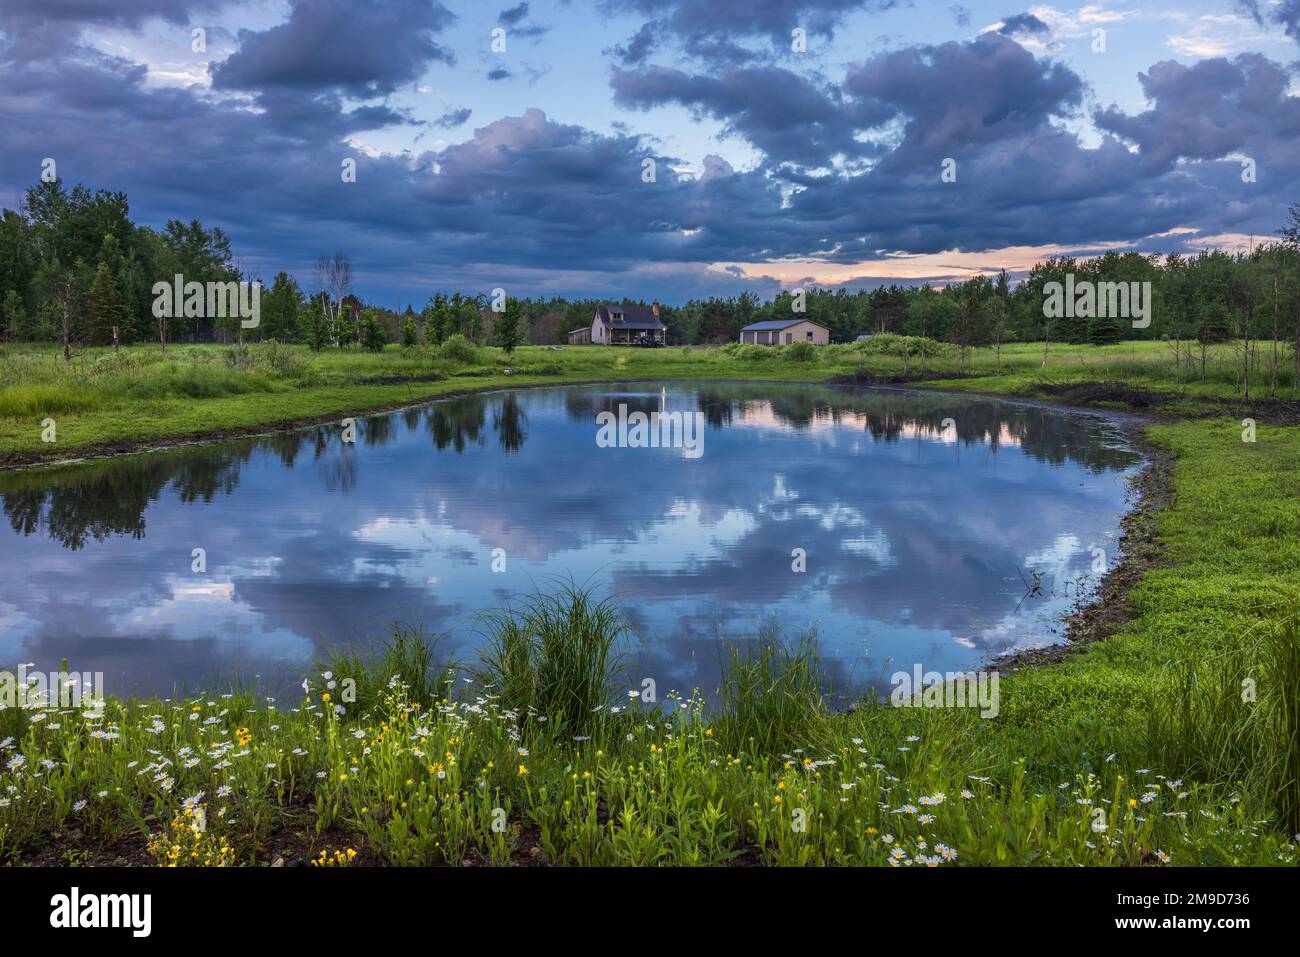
xmin=439 ymin=333 xmax=481 ymax=365
xmin=783 ymin=340 xmax=818 ymax=362
xmin=722 ymin=342 xmax=772 ymax=361
xmin=853 ymin=333 xmax=954 ymax=359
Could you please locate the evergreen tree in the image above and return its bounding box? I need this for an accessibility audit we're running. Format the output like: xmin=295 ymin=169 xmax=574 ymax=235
xmin=337 ymin=308 xmax=356 ymax=348
xmin=1197 ymin=301 xmax=1232 ymax=379
xmin=360 ymin=310 xmax=388 ymax=352
xmin=1062 ymin=308 xmax=1090 ymax=343
xmin=948 ymin=275 xmax=992 ymax=365
xmin=456 ymin=295 xmax=484 ymax=341
xmin=1199 ymin=302 xmax=1232 ymax=344
xmin=35 ymin=256 xmax=90 ymax=360
xmin=423 ymin=294 xmax=451 ymax=345
xmin=400 ymin=313 xmax=420 ymax=348
xmin=303 ymin=300 xmax=330 ymax=351
xmin=0 ymin=289 xmax=22 ymax=341
xmin=260 ymin=271 xmax=305 ymax=342
xmin=1089 ymin=313 xmax=1122 ymax=345
xmin=493 ymin=298 xmax=523 ymax=354
xmin=0 ymin=209 xmax=36 ymax=316
xmin=86 ymin=261 xmax=124 ymax=347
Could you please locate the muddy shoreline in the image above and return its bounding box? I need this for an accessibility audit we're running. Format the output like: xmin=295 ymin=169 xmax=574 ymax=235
xmin=990 ymin=422 xmax=1174 ymax=673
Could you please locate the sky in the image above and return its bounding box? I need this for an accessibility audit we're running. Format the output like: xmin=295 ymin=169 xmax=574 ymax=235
xmin=1 ymin=0 xmax=1298 ymax=306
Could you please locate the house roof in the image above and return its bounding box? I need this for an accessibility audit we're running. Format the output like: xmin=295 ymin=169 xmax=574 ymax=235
xmin=595 ymin=303 xmax=665 ymax=330
xmin=741 ymin=318 xmax=829 ymax=331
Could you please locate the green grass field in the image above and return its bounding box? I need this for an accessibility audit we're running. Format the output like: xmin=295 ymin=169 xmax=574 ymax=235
xmin=1 ymin=338 xmax=1298 ymax=866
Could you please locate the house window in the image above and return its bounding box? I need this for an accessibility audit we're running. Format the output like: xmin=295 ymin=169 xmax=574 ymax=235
xmin=806 ymin=331 xmax=813 ymax=339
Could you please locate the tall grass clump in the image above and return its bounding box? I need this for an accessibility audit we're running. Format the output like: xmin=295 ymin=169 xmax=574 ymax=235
xmin=118 ymin=362 xmax=275 ymax=400
xmin=1145 ymin=611 xmax=1300 ymax=833
xmin=474 ymin=583 xmax=628 ymax=738
xmin=720 ymin=343 xmax=774 ymax=362
xmin=712 ymin=625 xmax=828 ymax=755
xmin=316 ymin=624 xmax=453 ymax=715
xmin=255 ymin=340 xmax=318 ymax=381
xmin=0 ymin=383 xmax=103 ymax=418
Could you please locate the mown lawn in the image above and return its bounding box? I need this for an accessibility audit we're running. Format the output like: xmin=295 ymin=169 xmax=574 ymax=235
xmin=1 ymin=338 xmax=1298 ymax=865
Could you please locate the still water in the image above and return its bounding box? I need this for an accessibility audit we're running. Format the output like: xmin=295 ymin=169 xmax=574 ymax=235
xmin=0 ymin=382 xmax=1143 ymax=701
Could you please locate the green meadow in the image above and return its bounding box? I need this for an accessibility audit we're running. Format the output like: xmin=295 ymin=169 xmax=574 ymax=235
xmin=1 ymin=338 xmax=1297 ymax=866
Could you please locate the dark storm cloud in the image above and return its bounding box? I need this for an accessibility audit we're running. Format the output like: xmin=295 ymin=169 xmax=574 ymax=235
xmin=678 ymin=36 xmax=761 ymax=66
xmin=609 ymin=33 xmax=1083 ymax=175
xmin=603 ymin=0 xmax=907 ymax=69
xmin=0 ymin=0 xmax=229 ymax=29
xmin=842 ymin=32 xmax=1084 ymax=170
xmin=610 ymin=64 xmax=890 ymax=167
xmin=600 ymin=32 xmax=1163 ymax=260
xmin=1237 ymin=0 xmax=1300 ymax=41
xmin=386 ymin=108 xmax=740 ymax=273
xmin=497 ymin=0 xmax=549 ymax=39
xmin=610 ymin=21 xmax=660 ymax=64
xmin=996 ymin=12 xmax=1049 ymax=37
xmin=600 ymin=0 xmax=898 ymax=50
xmin=499 ymin=2 xmax=531 ymax=25
xmin=210 ymin=0 xmax=456 ymax=98
xmin=1280 ymin=0 xmax=1300 ymax=39
xmin=1093 ymin=54 xmax=1300 ymax=173
xmin=433 ymin=107 xmax=473 ymax=128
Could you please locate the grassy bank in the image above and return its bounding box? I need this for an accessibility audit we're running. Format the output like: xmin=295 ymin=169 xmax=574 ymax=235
xmin=2 ymin=339 xmax=1298 ymax=866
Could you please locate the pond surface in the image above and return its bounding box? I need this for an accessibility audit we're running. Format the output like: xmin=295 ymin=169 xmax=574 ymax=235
xmin=0 ymin=382 xmax=1143 ymax=702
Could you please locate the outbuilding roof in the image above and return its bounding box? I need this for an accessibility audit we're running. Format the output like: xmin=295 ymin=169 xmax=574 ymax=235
xmin=741 ymin=318 xmax=829 ymax=331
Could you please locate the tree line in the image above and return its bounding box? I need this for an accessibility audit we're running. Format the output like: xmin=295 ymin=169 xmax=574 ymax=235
xmin=3 ymin=179 xmax=1298 ymax=381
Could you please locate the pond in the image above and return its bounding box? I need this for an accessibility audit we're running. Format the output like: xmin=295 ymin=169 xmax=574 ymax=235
xmin=0 ymin=382 xmax=1144 ymax=703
